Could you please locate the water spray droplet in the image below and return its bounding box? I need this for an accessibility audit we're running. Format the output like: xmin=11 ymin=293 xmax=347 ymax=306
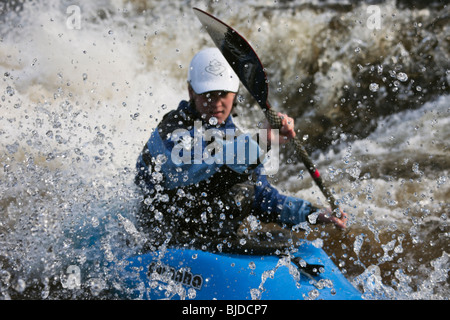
xmin=209 ymin=117 xmax=218 ymax=125
xmin=396 ymin=72 xmax=408 ymax=82
xmin=6 ymin=86 xmax=15 ymax=96
xmin=369 ymin=83 xmax=379 ymax=92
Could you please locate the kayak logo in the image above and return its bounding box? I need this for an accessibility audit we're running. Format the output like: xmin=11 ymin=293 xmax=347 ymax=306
xmin=170 ymin=121 xmax=280 ymax=175
xmin=148 ymin=261 xmax=203 ymax=290
xmin=205 ymin=59 xmax=226 ymax=76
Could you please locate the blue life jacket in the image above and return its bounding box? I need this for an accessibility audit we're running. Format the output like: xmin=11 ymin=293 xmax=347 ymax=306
xmin=135 ymin=101 xmax=315 ymax=243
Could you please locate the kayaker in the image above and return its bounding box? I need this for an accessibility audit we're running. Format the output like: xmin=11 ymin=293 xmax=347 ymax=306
xmin=135 ymin=48 xmax=347 ymax=251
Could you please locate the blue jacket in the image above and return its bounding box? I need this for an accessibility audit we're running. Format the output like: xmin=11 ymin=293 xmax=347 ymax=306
xmin=136 ymin=100 xmax=315 ymax=225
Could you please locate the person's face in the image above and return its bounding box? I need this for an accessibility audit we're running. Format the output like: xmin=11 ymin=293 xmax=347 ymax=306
xmin=189 ymin=86 xmax=236 ymax=125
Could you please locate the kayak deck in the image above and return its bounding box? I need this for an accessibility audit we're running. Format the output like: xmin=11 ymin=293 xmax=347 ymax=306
xmin=121 ymin=240 xmax=363 ymax=300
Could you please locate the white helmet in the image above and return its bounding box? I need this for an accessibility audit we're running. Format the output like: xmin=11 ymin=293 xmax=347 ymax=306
xmin=188 ymin=48 xmax=239 ymax=94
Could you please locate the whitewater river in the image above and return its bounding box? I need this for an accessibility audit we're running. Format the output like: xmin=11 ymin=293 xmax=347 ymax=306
xmin=0 ymin=0 xmax=448 ymax=299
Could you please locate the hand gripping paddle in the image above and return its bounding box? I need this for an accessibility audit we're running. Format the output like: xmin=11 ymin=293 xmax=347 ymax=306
xmin=193 ymin=8 xmax=340 ymax=214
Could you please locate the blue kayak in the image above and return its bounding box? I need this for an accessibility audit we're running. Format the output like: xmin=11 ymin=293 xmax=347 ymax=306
xmin=121 ymin=240 xmax=363 ymax=300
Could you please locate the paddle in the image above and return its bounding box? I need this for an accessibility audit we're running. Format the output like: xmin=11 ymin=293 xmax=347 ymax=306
xmin=193 ymin=7 xmax=341 ymax=215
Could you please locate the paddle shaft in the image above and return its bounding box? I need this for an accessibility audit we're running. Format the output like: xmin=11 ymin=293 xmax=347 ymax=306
xmin=264 ymin=107 xmax=339 ymax=212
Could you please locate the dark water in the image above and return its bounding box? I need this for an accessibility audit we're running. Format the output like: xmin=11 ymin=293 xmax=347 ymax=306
xmin=0 ymin=0 xmax=448 ymax=299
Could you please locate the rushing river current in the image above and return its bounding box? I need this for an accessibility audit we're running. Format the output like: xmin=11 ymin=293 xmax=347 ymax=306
xmin=0 ymin=0 xmax=448 ymax=299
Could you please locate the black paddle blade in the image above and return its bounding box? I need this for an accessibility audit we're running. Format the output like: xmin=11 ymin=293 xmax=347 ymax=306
xmin=193 ymin=8 xmax=269 ymax=110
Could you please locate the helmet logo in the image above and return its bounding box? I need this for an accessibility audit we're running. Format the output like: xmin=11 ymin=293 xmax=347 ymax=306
xmin=205 ymin=59 xmax=226 ymax=76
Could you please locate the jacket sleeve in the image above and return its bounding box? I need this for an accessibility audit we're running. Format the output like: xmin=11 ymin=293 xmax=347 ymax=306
xmin=253 ymin=166 xmax=316 ymax=225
